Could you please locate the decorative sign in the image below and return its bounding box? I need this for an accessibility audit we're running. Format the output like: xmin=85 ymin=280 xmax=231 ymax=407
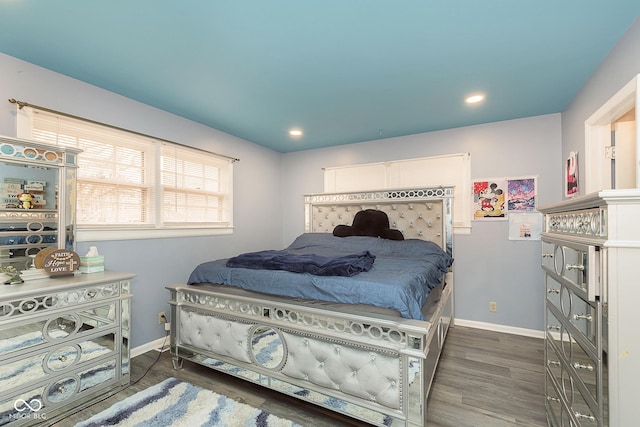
xmin=42 ymin=249 xmax=80 ymax=277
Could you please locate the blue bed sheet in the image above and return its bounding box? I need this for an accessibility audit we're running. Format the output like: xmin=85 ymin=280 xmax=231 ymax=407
xmin=188 ymin=233 xmax=453 ymax=320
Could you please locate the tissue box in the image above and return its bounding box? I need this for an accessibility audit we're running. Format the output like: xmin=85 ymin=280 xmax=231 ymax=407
xmin=79 ymin=255 xmax=104 ymax=273
xmin=80 ymin=265 xmax=104 ymax=273
xmin=80 ymin=255 xmax=104 ymax=265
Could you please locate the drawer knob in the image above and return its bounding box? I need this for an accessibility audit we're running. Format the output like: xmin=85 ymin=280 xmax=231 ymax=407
xmin=573 ymin=313 xmax=592 ymax=321
xmin=547 ymin=325 xmax=560 ymax=331
xmin=547 ymin=360 xmax=560 ymax=367
xmin=566 ymin=263 xmax=585 ymax=271
xmin=542 ymin=253 xmax=554 ymax=258
xmin=58 ymin=355 xmax=67 ymax=362
xmin=573 ymin=362 xmax=594 ymax=372
xmin=547 ymin=289 xmax=560 ymax=294
xmin=87 ymin=290 xmax=97 ymax=298
xmin=575 ymin=411 xmax=596 ymax=422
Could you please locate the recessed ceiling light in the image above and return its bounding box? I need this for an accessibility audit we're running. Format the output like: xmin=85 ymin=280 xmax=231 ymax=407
xmin=289 ymin=129 xmax=303 ymax=137
xmin=465 ymin=94 xmax=485 ymax=104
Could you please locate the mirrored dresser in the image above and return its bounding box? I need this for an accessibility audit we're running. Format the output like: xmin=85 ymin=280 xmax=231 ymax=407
xmin=540 ymin=190 xmax=640 ymax=427
xmin=0 ymin=272 xmax=134 ymax=426
xmin=0 ymin=136 xmax=135 ymax=425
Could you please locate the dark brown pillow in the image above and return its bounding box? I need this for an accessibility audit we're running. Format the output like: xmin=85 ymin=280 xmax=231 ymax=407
xmin=333 ymin=209 xmax=404 ymax=240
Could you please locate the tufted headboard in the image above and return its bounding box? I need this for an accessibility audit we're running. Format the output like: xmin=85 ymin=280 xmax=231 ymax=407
xmin=304 ymin=187 xmax=453 ymax=255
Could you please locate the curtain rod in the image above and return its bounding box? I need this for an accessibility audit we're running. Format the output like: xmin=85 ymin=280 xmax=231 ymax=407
xmin=8 ymin=98 xmax=240 ymax=163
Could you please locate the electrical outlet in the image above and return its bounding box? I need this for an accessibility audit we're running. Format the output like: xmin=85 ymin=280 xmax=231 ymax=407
xmin=489 ymin=302 xmax=497 ymax=312
xmin=158 ymin=311 xmax=167 ymax=324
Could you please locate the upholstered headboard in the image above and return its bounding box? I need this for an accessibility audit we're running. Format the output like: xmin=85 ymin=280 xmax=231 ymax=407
xmin=304 ymin=187 xmax=453 ymax=254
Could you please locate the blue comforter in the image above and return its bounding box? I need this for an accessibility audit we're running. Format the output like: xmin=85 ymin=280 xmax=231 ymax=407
xmin=226 ymin=250 xmax=376 ymax=276
xmin=188 ymin=233 xmax=453 ymax=320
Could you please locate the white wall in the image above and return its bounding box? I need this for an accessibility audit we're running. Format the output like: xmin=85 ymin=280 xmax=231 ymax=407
xmin=562 ymin=18 xmax=640 ymax=196
xmin=282 ymin=114 xmax=563 ymax=331
xmin=0 ymin=52 xmax=285 ymax=348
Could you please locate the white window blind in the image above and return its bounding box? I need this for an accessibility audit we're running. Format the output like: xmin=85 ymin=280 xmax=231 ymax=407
xmin=17 ymin=107 xmax=233 ymax=240
xmin=161 ymin=143 xmax=231 ymax=225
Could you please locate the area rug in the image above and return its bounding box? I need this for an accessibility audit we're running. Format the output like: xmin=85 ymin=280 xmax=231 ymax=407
xmin=75 ymin=377 xmax=303 ymax=427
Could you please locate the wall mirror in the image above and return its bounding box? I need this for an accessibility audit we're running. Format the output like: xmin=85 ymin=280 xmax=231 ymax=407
xmin=0 ymin=136 xmax=80 ymax=273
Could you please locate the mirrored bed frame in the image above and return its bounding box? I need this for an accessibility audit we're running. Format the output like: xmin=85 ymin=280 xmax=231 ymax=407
xmin=167 ymin=187 xmax=454 ymax=427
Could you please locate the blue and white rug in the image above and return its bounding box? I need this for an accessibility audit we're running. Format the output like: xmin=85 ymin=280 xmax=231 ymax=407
xmin=76 ymin=377 xmax=303 ymax=427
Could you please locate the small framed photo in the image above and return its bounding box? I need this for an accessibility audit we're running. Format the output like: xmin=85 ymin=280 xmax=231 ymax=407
xmin=566 ymin=151 xmax=578 ymax=196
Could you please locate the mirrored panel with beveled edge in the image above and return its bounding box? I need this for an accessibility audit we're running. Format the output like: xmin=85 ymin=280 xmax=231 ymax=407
xmin=0 ymin=160 xmax=60 ymax=273
xmin=249 ymin=325 xmax=285 ymax=370
xmin=0 ymin=136 xmax=81 ymax=278
xmin=0 ymin=332 xmax=116 ymax=394
xmin=0 ymin=319 xmax=48 ymax=356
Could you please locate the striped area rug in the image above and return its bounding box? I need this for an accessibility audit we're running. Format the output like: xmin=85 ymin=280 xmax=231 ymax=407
xmin=75 ymin=377 xmax=302 ymax=427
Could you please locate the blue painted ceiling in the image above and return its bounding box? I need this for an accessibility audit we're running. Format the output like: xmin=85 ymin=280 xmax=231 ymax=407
xmin=1 ymin=1 xmax=639 ymax=153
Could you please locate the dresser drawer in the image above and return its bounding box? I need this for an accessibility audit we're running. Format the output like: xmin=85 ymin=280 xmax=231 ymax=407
xmin=0 ymin=232 xmax=57 ymax=246
xmin=0 ymin=300 xmax=121 ymax=357
xmin=46 ymin=357 xmax=118 ymax=403
xmin=0 ymin=357 xmax=118 ymax=426
xmin=546 ymin=336 xmax=578 ymax=412
xmin=541 ymin=239 xmax=600 ymax=301
xmin=572 ymin=385 xmax=600 ymax=426
xmin=547 ymin=275 xmax=598 ymax=349
xmin=546 ymin=370 xmax=580 ymax=427
xmin=0 ymin=282 xmax=127 ymax=324
xmin=0 ymin=220 xmax=58 ymax=233
xmin=557 ymin=367 xmax=599 ymax=426
xmin=546 ymin=306 xmax=601 ymax=420
xmin=545 ymin=371 xmax=562 ymax=427
xmin=545 ymin=340 xmax=562 ymax=393
xmin=570 ymin=335 xmax=599 ymax=414
xmin=0 ymin=220 xmax=59 ymax=266
xmin=0 ymin=331 xmax=117 ymax=393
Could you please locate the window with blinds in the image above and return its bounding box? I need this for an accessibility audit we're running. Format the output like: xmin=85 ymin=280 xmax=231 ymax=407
xmin=18 ymin=108 xmax=233 ymax=238
xmin=161 ymin=143 xmax=230 ymax=225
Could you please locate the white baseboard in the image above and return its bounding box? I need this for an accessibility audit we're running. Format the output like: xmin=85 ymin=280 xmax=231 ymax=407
xmin=453 ymin=318 xmax=545 ymax=339
xmin=131 ymin=335 xmax=170 ymax=358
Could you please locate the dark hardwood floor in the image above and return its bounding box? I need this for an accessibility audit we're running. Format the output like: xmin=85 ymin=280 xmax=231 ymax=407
xmin=57 ymin=326 xmax=546 ymax=427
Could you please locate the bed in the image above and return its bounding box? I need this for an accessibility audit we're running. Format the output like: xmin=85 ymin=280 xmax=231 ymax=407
xmin=167 ymin=187 xmax=454 ymax=427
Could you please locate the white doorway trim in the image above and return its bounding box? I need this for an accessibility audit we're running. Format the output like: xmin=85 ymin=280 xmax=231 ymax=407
xmin=584 ymin=75 xmax=639 ymax=192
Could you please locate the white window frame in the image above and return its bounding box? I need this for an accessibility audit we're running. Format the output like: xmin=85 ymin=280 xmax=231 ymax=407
xmin=16 ymin=107 xmax=234 ymax=241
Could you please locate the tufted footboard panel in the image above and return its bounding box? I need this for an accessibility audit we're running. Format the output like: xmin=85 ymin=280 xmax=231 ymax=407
xmin=282 ymin=332 xmax=402 ymax=409
xmin=178 ymin=309 xmax=253 ymax=364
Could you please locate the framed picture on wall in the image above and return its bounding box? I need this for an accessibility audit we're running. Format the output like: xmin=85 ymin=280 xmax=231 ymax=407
xmin=506 ymin=176 xmax=537 ymax=212
xmin=472 ymin=178 xmax=507 ymax=220
xmin=566 ymin=151 xmax=579 ymax=196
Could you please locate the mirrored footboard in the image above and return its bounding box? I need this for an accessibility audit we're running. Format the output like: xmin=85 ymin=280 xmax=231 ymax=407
xmin=167 ymin=283 xmax=453 ymax=427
